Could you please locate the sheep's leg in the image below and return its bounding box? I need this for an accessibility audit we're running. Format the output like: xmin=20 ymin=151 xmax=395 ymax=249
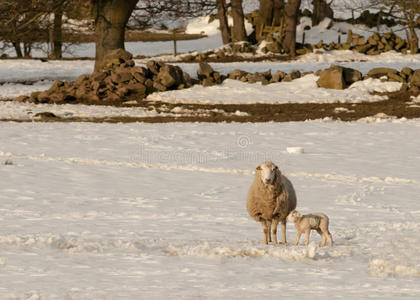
xmin=267 ymin=220 xmax=272 ymax=243
xmin=280 ymin=220 xmax=287 ymax=244
xmin=271 ymin=219 xmax=280 ymax=245
xmin=304 ymin=229 xmax=311 ymax=246
xmin=261 ymin=221 xmax=271 ymax=244
xmin=295 ymin=232 xmax=301 ymax=246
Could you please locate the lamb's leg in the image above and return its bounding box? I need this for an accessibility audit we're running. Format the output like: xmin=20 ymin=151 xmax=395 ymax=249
xmin=261 ymin=221 xmax=271 ymax=244
xmin=280 ymin=220 xmax=287 ymax=244
xmin=271 ymin=219 xmax=280 ymax=245
xmin=295 ymin=231 xmax=301 ymax=246
xmin=317 ymin=229 xmax=326 ymax=247
xmin=320 ymin=233 xmax=327 ymax=247
xmin=327 ymin=231 xmax=333 ymax=247
xmin=304 ymin=229 xmax=311 ymax=246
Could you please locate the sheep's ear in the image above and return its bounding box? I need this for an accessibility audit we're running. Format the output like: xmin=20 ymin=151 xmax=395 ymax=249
xmin=256 ymin=165 xmax=262 ymax=170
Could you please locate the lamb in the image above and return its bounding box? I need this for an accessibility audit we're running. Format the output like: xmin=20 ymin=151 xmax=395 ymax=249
xmin=246 ymin=161 xmax=297 ymax=245
xmin=287 ymin=210 xmax=333 ymax=247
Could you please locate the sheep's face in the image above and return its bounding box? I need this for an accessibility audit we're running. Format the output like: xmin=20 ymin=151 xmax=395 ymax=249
xmin=256 ymin=161 xmax=279 ymax=186
xmin=287 ymin=210 xmax=302 ymax=223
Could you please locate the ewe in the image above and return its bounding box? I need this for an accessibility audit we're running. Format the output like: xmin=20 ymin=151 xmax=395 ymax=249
xmin=246 ymin=161 xmax=297 ymax=244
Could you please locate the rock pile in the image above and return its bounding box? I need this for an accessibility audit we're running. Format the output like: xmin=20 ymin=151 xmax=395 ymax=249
xmin=299 ymin=30 xmax=411 ymax=55
xmin=317 ymin=64 xmax=420 ymax=91
xmin=182 ymin=42 xmax=255 ymax=62
xmin=227 ymin=69 xmax=304 ymax=84
xmin=196 ymin=62 xmax=225 ymax=86
xmin=14 ymin=49 xmax=196 ymax=104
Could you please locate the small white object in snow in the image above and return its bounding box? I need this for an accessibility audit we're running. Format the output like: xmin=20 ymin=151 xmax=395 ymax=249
xmin=286 ymin=147 xmax=304 ymax=154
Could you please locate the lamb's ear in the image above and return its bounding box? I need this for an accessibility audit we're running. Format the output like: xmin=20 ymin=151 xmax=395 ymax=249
xmin=256 ymin=165 xmax=262 ymax=171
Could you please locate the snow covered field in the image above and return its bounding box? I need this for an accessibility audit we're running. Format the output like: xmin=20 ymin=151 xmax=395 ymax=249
xmin=1 ymin=120 xmax=420 ymax=299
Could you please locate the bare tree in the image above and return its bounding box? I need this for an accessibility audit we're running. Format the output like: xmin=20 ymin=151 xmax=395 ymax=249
xmin=0 ymin=0 xmax=82 ymax=58
xmin=343 ymin=0 xmax=419 ymax=54
xmin=231 ymin=0 xmax=247 ymax=42
xmin=284 ymin=0 xmax=301 ymax=56
xmin=216 ymin=0 xmax=231 ymax=44
xmin=91 ymin=0 xmax=138 ymax=71
xmin=312 ymin=0 xmax=333 ymax=26
xmin=256 ymin=0 xmax=284 ymax=42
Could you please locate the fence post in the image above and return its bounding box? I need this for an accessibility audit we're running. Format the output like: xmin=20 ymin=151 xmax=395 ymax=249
xmin=172 ymin=29 xmax=177 ymax=56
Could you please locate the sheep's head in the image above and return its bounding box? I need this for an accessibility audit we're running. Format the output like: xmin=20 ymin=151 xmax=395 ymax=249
xmin=287 ymin=210 xmax=302 ymax=223
xmin=256 ymin=161 xmax=280 ymax=186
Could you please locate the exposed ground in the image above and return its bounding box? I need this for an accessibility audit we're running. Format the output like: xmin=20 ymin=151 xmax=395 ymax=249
xmin=2 ymin=90 xmax=419 ymax=123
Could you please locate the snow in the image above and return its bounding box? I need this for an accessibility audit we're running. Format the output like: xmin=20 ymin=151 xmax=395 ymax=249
xmin=0 ymin=101 xmax=170 ymax=119
xmin=1 ymin=120 xmax=420 ymax=299
xmin=186 ymin=15 xmax=253 ymax=37
xmin=147 ymin=75 xmax=401 ymax=104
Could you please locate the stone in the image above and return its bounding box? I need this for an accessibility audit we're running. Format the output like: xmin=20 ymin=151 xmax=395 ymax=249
xmin=283 ymin=74 xmax=293 ymax=82
xmin=368 ymin=68 xmax=398 ymax=78
xmin=75 ymin=86 xmax=90 ymax=100
xmin=273 ymin=71 xmax=286 ymax=82
xmin=409 ymin=69 xmax=420 ymax=88
xmin=228 ymin=69 xmax=248 ymax=80
xmin=317 ymin=66 xmax=346 ymax=89
xmin=387 ymin=72 xmax=405 ymax=83
xmin=34 ymin=112 xmax=58 ymax=119
xmin=343 ymin=67 xmax=362 ymax=85
xmin=103 ymin=49 xmax=133 ymax=64
xmin=48 ymin=80 xmax=65 ymax=93
xmin=401 ymin=67 xmax=413 ymax=76
xmin=290 ymin=70 xmax=301 ymax=80
xmin=197 ymin=62 xmax=214 ymax=80
xmin=49 ymin=93 xmax=66 ymax=103
xmin=92 ymin=72 xmax=107 ymax=82
xmin=202 ymin=78 xmax=215 ymax=87
xmin=157 ymin=64 xmax=184 ymax=88
xmin=14 ymin=95 xmax=29 ymax=102
xmin=116 ymin=86 xmax=129 ymax=97
xmin=75 ymin=74 xmax=90 ymax=85
xmin=130 ymin=66 xmax=148 ymax=76
xmin=147 ymin=60 xmax=161 ymax=75
xmin=354 ymin=44 xmax=371 ymax=53
xmin=37 ymin=91 xmax=50 ymax=103
xmin=153 ymin=81 xmax=167 ymax=92
xmin=132 ymin=72 xmax=146 ymax=84
xmin=111 ymin=71 xmax=133 ymax=83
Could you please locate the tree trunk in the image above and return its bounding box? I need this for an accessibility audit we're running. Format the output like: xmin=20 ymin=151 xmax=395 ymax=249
xmin=94 ymin=0 xmax=138 ymax=71
xmin=52 ymin=8 xmax=63 ymax=59
xmin=272 ymin=0 xmax=284 ymax=26
xmin=312 ymin=0 xmax=333 ymax=26
xmin=13 ymin=42 xmax=23 ymax=58
xmin=409 ymin=25 xmax=419 ymax=54
xmin=216 ymin=0 xmax=231 ymax=44
xmin=284 ymin=0 xmax=301 ymax=56
xmin=23 ymin=42 xmax=32 ymax=58
xmin=256 ymin=0 xmax=284 ymax=42
xmin=231 ymin=0 xmax=247 ymax=42
xmin=257 ymin=0 xmax=274 ymax=41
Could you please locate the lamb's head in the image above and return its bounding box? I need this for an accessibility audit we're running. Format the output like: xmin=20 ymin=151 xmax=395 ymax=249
xmin=287 ymin=210 xmax=302 ymax=223
xmin=256 ymin=161 xmax=281 ymax=186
